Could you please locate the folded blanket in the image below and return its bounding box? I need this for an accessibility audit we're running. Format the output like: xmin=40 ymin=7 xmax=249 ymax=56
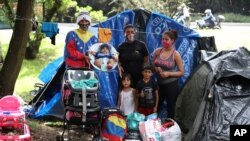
xmin=70 ymin=78 xmax=98 ymax=89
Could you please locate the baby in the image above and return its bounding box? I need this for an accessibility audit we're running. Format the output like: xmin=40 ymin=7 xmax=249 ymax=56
xmin=89 ymin=43 xmax=118 ymax=70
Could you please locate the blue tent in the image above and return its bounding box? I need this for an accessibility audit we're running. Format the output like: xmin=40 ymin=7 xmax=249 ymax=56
xmin=28 ymin=9 xmax=200 ymax=119
xmin=93 ymin=9 xmax=199 ymax=86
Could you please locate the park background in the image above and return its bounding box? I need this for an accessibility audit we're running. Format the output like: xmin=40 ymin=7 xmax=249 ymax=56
xmin=0 ymin=0 xmax=250 ymax=140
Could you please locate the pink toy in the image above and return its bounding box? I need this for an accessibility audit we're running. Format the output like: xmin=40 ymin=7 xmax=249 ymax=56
xmin=0 ymin=96 xmax=31 ymax=141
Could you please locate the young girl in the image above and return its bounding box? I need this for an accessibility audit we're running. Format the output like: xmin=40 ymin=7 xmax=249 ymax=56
xmin=117 ymin=73 xmax=137 ymax=116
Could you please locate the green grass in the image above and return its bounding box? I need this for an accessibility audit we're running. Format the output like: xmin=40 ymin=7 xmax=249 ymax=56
xmin=1 ymin=36 xmax=65 ymax=102
xmin=222 ymin=13 xmax=250 ymax=23
xmin=191 ymin=12 xmax=250 ymax=23
xmin=17 ymin=38 xmax=64 ymax=101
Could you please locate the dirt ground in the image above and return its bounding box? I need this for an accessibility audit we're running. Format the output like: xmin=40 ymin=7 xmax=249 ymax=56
xmin=27 ymin=119 xmax=95 ymax=141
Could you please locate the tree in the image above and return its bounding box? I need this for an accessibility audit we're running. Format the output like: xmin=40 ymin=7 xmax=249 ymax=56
xmin=0 ymin=0 xmax=34 ymax=96
xmin=108 ymin=0 xmax=190 ymax=17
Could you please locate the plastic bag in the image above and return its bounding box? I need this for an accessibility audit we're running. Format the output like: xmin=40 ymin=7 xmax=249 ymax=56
xmin=126 ymin=112 xmax=146 ymax=130
xmin=160 ymin=118 xmax=182 ymax=141
xmin=139 ymin=119 xmax=162 ymax=141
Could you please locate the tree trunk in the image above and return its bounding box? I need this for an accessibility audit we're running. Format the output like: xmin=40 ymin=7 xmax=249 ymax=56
xmin=0 ymin=0 xmax=34 ymax=96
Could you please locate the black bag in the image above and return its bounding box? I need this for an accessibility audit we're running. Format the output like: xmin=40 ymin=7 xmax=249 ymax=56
xmin=124 ymin=129 xmax=142 ymax=141
xmin=197 ymin=36 xmax=217 ymax=52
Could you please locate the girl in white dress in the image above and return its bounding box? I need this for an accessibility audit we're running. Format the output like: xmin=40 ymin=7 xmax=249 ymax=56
xmin=117 ymin=73 xmax=137 ymax=116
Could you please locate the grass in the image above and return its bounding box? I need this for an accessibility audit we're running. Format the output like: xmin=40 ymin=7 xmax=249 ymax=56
xmin=1 ymin=33 xmax=65 ymax=102
xmin=222 ymin=13 xmax=250 ymax=23
xmin=191 ymin=12 xmax=250 ymax=23
xmin=15 ymin=38 xmax=64 ymax=101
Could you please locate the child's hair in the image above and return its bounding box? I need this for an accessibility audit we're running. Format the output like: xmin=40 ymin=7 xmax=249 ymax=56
xmin=163 ymin=29 xmax=178 ymax=41
xmin=99 ymin=43 xmax=111 ymax=52
xmin=121 ymin=73 xmax=132 ymax=88
xmin=142 ymin=62 xmax=155 ymax=72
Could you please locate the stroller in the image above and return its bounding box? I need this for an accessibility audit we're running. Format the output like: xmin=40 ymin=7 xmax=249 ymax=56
xmin=57 ymin=67 xmax=101 ymax=141
xmin=0 ymin=95 xmax=31 ymax=141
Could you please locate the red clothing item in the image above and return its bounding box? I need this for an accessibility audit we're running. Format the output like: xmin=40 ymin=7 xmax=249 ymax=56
xmin=65 ymin=40 xmax=88 ymax=68
xmin=138 ymin=107 xmax=154 ymax=116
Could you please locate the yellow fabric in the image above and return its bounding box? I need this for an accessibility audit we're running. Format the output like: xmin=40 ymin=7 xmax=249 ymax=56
xmin=75 ymin=28 xmax=94 ymax=43
xmin=109 ymin=115 xmax=126 ymax=129
xmin=98 ymin=28 xmax=112 ymax=43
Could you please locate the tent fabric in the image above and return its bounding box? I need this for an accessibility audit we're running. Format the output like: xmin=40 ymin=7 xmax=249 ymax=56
xmin=176 ymin=47 xmax=250 ymax=141
xmin=93 ymin=10 xmax=135 ymax=48
xmin=94 ymin=68 xmax=119 ymax=108
xmin=34 ymin=92 xmax=64 ymax=119
xmin=39 ymin=57 xmax=63 ymax=84
xmin=94 ymin=9 xmax=200 ymax=87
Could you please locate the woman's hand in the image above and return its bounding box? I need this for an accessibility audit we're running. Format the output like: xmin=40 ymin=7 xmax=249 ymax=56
xmin=155 ymin=67 xmax=162 ymax=73
xmin=153 ymin=106 xmax=157 ymax=113
xmin=160 ymin=71 xmax=170 ymax=78
xmin=88 ymin=50 xmax=95 ymax=55
xmin=118 ymin=65 xmax=124 ymax=77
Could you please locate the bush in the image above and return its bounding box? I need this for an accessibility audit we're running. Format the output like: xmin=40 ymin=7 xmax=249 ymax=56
xmin=221 ymin=13 xmax=250 ymax=23
xmin=190 ymin=12 xmax=250 ymax=23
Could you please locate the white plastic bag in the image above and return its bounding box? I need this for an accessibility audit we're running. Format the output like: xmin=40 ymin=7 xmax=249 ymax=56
xmin=139 ymin=119 xmax=162 ymax=141
xmin=160 ymin=119 xmax=182 ymax=141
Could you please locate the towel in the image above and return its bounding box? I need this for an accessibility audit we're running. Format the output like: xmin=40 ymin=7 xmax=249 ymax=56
xmin=70 ymin=78 xmax=98 ymax=89
xmin=41 ymin=22 xmax=59 ymax=45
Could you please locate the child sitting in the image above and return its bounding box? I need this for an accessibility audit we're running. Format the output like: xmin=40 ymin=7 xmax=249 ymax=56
xmin=89 ymin=43 xmax=118 ymax=70
xmin=136 ymin=63 xmax=159 ymax=116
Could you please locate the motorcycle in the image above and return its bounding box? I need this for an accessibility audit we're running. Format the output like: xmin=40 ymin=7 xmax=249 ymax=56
xmin=196 ymin=15 xmax=225 ymax=29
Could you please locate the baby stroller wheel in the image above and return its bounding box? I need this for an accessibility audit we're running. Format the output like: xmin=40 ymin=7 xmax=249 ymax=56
xmin=92 ymin=136 xmax=101 ymax=141
xmin=56 ymin=135 xmax=64 ymax=141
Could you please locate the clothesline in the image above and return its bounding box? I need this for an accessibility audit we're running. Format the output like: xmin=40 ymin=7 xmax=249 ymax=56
xmin=15 ymin=15 xmax=36 ymax=23
xmin=13 ymin=17 xmax=182 ymax=37
xmin=58 ymin=27 xmax=164 ymax=36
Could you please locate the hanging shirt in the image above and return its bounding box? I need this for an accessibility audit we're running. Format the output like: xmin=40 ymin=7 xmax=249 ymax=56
xmin=41 ymin=22 xmax=59 ymax=45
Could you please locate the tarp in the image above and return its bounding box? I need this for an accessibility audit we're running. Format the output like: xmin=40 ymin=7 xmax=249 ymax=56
xmin=29 ymin=9 xmax=200 ymax=119
xmin=94 ymin=68 xmax=119 ymax=108
xmin=94 ymin=9 xmax=200 ymax=86
xmin=176 ymin=47 xmax=250 ymax=141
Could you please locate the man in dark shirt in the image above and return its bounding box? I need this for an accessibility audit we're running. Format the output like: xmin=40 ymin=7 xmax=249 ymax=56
xmin=117 ymin=24 xmax=149 ymax=88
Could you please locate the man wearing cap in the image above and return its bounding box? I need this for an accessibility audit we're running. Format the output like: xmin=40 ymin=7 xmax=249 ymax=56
xmin=64 ymin=11 xmax=98 ymax=68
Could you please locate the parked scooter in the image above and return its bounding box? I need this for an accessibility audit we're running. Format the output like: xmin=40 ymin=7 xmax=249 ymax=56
xmin=196 ymin=9 xmax=225 ymax=29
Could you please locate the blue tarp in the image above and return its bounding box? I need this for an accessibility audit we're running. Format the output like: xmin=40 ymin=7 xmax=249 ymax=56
xmin=39 ymin=57 xmax=63 ymax=84
xmin=34 ymin=92 xmax=64 ymax=119
xmin=94 ymin=68 xmax=119 ymax=108
xmin=94 ymin=9 xmax=200 ymax=87
xmin=30 ymin=9 xmax=200 ymax=118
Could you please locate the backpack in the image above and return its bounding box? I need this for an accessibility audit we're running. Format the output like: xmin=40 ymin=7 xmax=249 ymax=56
xmin=101 ymin=108 xmax=127 ymax=141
